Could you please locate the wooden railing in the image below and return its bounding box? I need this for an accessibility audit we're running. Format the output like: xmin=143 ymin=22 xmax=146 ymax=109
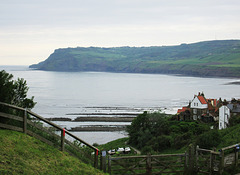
xmin=0 ymin=102 xmax=99 ymax=168
xmin=101 ymin=144 xmax=240 ymax=175
xmin=106 ymin=153 xmax=186 ymax=175
xmin=195 ymin=144 xmax=239 ymax=175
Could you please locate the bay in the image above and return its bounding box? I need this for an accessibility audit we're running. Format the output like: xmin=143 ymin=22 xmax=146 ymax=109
xmin=1 ymin=65 xmax=240 ymax=144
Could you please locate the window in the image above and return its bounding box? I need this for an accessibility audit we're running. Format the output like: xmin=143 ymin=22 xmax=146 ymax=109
xmin=193 ymin=115 xmax=197 ymax=120
xmin=193 ymin=109 xmax=197 ymax=114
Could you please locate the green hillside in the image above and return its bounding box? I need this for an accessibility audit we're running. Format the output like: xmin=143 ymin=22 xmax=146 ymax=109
xmin=0 ymin=129 xmax=105 ymax=175
xmin=30 ymin=40 xmax=240 ymax=77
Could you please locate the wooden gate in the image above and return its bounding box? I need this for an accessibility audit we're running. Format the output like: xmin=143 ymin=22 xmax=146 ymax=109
xmin=196 ymin=145 xmax=239 ymax=175
xmin=107 ymin=153 xmax=186 ymax=175
xmin=196 ymin=146 xmax=220 ymax=174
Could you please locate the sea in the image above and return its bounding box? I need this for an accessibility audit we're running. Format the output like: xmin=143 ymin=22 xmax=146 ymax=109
xmin=1 ymin=65 xmax=240 ymax=144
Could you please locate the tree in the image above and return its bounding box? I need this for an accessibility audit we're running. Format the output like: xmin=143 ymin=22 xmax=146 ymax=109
xmin=127 ymin=111 xmax=170 ymax=150
xmin=0 ymin=70 xmax=36 ymax=109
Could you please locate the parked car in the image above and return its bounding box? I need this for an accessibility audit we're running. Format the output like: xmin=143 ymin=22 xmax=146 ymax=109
xmin=124 ymin=147 xmax=131 ymax=153
xmin=117 ymin=147 xmax=124 ymax=153
xmin=108 ymin=149 xmax=116 ymax=155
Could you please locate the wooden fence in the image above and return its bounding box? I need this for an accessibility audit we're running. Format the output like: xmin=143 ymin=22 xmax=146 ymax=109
xmin=100 ymin=143 xmax=240 ymax=175
xmin=0 ymin=102 xmax=99 ymax=168
xmin=196 ymin=144 xmax=240 ymax=174
xmin=106 ymin=153 xmax=186 ymax=175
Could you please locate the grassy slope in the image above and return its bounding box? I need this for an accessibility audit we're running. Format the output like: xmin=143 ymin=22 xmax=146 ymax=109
xmin=0 ymin=129 xmax=105 ymax=175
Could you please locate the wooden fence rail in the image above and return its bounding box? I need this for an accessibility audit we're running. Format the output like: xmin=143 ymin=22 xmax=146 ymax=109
xmin=0 ymin=102 xmax=99 ymax=168
xmin=101 ymin=144 xmax=240 ymax=175
xmin=103 ymin=153 xmax=187 ymax=175
xmin=195 ymin=144 xmax=239 ymax=175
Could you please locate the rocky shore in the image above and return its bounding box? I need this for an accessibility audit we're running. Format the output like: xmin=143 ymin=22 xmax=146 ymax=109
xmin=69 ymin=125 xmax=127 ymax=132
xmin=46 ymin=116 xmax=135 ymax=122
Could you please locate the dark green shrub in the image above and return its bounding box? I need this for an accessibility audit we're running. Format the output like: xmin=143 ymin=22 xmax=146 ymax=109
xmin=196 ymin=129 xmax=221 ymax=149
xmin=174 ymin=133 xmax=192 ymax=149
xmin=228 ymin=114 xmax=240 ymax=127
xmin=154 ymin=135 xmax=172 ymax=151
xmin=141 ymin=146 xmax=154 ymax=155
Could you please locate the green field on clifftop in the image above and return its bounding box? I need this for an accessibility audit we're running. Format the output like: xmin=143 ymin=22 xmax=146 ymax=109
xmin=30 ymin=40 xmax=240 ymax=77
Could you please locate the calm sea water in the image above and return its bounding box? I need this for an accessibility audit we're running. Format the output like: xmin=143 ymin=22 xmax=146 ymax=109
xmin=1 ymin=65 xmax=240 ymax=144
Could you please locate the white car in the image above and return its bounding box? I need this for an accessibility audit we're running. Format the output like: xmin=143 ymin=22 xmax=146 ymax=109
xmin=117 ymin=147 xmax=124 ymax=153
xmin=124 ymin=147 xmax=131 ymax=153
xmin=108 ymin=149 xmax=116 ymax=155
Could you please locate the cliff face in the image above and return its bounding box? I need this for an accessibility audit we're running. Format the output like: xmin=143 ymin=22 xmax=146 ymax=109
xmin=30 ymin=40 xmax=240 ymax=78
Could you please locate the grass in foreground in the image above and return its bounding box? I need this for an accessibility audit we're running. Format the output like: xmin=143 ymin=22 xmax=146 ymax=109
xmin=0 ymin=129 xmax=106 ymax=175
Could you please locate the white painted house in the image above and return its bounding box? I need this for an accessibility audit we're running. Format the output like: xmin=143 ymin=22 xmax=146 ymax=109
xmin=219 ymin=105 xmax=230 ymax=130
xmin=190 ymin=94 xmax=208 ymax=120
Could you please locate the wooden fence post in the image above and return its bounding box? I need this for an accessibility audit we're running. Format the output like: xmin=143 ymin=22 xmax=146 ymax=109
xmin=23 ymin=108 xmax=27 ymax=134
xmin=61 ymin=128 xmax=65 ymax=151
xmin=100 ymin=151 xmax=102 ymax=170
xmin=101 ymin=150 xmax=107 ymax=172
xmin=187 ymin=144 xmax=195 ymax=174
xmin=196 ymin=145 xmax=199 ymax=170
xmin=108 ymin=156 xmax=111 ymax=175
xmin=94 ymin=149 xmax=99 ymax=168
xmin=146 ymin=153 xmax=152 ymax=175
xmin=235 ymin=145 xmax=239 ymax=167
xmin=184 ymin=151 xmax=188 ymax=173
xmin=219 ymin=149 xmax=224 ymax=175
xmin=210 ymin=152 xmax=213 ymax=175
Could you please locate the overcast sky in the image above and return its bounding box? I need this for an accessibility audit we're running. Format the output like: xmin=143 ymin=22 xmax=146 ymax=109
xmin=1 ymin=0 xmax=240 ymax=65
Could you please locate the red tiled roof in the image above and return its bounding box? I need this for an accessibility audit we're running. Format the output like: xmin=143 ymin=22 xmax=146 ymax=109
xmin=177 ymin=109 xmax=182 ymax=113
xmin=198 ymin=96 xmax=207 ymax=104
xmin=177 ymin=107 xmax=189 ymax=113
xmin=207 ymin=103 xmax=214 ymax=110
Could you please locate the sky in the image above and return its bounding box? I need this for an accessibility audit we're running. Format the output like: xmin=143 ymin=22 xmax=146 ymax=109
xmin=1 ymin=0 xmax=240 ymax=65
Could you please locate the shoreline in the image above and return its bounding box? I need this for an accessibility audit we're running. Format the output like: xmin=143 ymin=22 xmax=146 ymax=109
xmin=46 ymin=116 xmax=135 ymax=122
xmin=69 ymin=125 xmax=127 ymax=132
xmin=225 ymin=81 xmax=240 ymax=85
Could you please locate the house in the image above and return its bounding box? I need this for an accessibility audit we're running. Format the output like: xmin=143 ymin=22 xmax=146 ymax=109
xmin=219 ymin=105 xmax=230 ymax=129
xmin=218 ymin=100 xmax=240 ymax=130
xmin=176 ymin=93 xmax=240 ymax=129
xmin=177 ymin=92 xmax=220 ymax=122
xmin=227 ymin=103 xmax=240 ymax=116
xmin=190 ymin=92 xmax=208 ymax=120
xmin=177 ymin=107 xmax=191 ymax=121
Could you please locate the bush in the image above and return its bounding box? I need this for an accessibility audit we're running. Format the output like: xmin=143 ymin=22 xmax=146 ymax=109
xmin=141 ymin=146 xmax=154 ymax=155
xmin=196 ymin=129 xmax=221 ymax=149
xmin=154 ymin=135 xmax=172 ymax=151
xmin=228 ymin=114 xmax=240 ymax=127
xmin=174 ymin=133 xmax=192 ymax=149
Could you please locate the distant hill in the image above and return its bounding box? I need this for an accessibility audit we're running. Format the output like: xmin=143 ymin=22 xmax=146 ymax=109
xmin=30 ymin=40 xmax=240 ymax=78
